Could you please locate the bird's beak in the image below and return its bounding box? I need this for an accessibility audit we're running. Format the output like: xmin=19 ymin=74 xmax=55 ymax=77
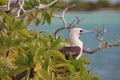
xmin=80 ymin=29 xmax=94 ymax=35
xmin=83 ymin=30 xmax=94 ymax=33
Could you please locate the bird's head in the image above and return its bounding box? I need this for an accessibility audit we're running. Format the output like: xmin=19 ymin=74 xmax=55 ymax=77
xmin=70 ymin=28 xmax=94 ymax=37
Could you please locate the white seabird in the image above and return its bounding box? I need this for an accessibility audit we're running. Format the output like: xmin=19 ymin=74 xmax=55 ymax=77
xmin=59 ymin=28 xmax=93 ymax=60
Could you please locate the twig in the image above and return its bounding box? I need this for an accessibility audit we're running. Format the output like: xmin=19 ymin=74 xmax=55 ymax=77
xmin=83 ymin=41 xmax=120 ymax=54
xmin=96 ymin=26 xmax=107 ymax=48
xmin=83 ymin=27 xmax=120 ymax=54
xmin=9 ymin=0 xmax=20 ymax=13
xmin=54 ymin=4 xmax=83 ymax=39
xmin=37 ymin=0 xmax=58 ymax=9
xmin=54 ymin=4 xmax=76 ymax=28
xmin=7 ymin=0 xmax=11 ymax=10
xmin=61 ymin=4 xmax=76 ymax=27
xmin=54 ymin=27 xmax=69 ymax=39
xmin=69 ymin=16 xmax=83 ymax=28
xmin=39 ymin=30 xmax=49 ymax=33
xmin=54 ymin=16 xmax=83 ymax=39
xmin=18 ymin=0 xmax=58 ymax=18
xmin=17 ymin=0 xmax=25 ymax=17
xmin=37 ymin=0 xmax=40 ymax=4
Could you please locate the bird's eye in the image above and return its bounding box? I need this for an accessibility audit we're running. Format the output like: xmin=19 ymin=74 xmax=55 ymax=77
xmin=80 ymin=30 xmax=83 ymax=32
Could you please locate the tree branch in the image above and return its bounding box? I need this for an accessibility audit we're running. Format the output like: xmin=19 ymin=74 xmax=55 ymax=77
xmin=18 ymin=0 xmax=58 ymax=18
xmin=54 ymin=15 xmax=85 ymax=39
xmin=37 ymin=0 xmax=58 ymax=9
xmin=83 ymin=27 xmax=120 ymax=54
xmin=83 ymin=41 xmax=120 ymax=54
xmin=53 ymin=4 xmax=86 ymax=39
xmin=54 ymin=4 xmax=76 ymax=28
xmin=9 ymin=0 xmax=20 ymax=13
xmin=7 ymin=0 xmax=11 ymax=10
xmin=17 ymin=0 xmax=25 ymax=17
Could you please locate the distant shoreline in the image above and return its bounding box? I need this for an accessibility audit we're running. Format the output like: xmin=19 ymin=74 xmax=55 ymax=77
xmin=58 ymin=8 xmax=120 ymax=13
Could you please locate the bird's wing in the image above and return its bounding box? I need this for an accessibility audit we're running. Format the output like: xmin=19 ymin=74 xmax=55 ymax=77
xmin=59 ymin=46 xmax=81 ymax=59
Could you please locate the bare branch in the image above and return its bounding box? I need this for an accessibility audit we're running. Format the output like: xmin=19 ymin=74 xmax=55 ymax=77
xmin=54 ymin=26 xmax=70 ymax=39
xmin=83 ymin=27 xmax=120 ymax=54
xmin=61 ymin=4 xmax=76 ymax=27
xmin=83 ymin=41 xmax=120 ymax=54
xmin=37 ymin=0 xmax=40 ymax=4
xmin=39 ymin=30 xmax=49 ymax=33
xmin=69 ymin=16 xmax=84 ymax=28
xmin=54 ymin=15 xmax=84 ymax=39
xmin=17 ymin=0 xmax=25 ymax=17
xmin=54 ymin=5 xmax=80 ymax=39
xmin=7 ymin=0 xmax=11 ymax=10
xmin=9 ymin=0 xmax=20 ymax=13
xmin=96 ymin=26 xmax=107 ymax=48
xmin=18 ymin=0 xmax=58 ymax=18
xmin=37 ymin=0 xmax=58 ymax=9
xmin=28 ymin=26 xmax=48 ymax=34
xmin=54 ymin=4 xmax=75 ymax=28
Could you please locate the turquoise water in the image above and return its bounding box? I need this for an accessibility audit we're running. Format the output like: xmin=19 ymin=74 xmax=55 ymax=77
xmin=32 ymin=11 xmax=120 ymax=80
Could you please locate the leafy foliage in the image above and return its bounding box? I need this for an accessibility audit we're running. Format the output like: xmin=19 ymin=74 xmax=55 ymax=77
xmin=24 ymin=0 xmax=61 ymax=25
xmin=0 ymin=0 xmax=8 ymax=5
xmin=0 ymin=0 xmax=101 ymax=80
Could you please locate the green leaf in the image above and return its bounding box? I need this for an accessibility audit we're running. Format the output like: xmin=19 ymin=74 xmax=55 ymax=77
xmin=44 ymin=56 xmax=51 ymax=70
xmin=43 ymin=50 xmax=67 ymax=61
xmin=37 ymin=69 xmax=50 ymax=80
xmin=19 ymin=29 xmax=32 ymax=38
xmin=54 ymin=63 xmax=75 ymax=73
xmin=14 ymin=51 xmax=30 ymax=67
xmin=78 ymin=58 xmax=92 ymax=64
xmin=49 ymin=37 xmax=62 ymax=50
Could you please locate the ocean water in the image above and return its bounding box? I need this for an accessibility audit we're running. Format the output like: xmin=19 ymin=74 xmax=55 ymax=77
xmin=31 ymin=11 xmax=120 ymax=80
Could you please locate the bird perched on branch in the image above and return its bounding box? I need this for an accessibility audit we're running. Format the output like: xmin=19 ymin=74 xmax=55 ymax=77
xmin=59 ymin=28 xmax=94 ymax=60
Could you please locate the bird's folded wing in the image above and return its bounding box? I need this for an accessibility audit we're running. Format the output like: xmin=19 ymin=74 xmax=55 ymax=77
xmin=59 ymin=46 xmax=81 ymax=59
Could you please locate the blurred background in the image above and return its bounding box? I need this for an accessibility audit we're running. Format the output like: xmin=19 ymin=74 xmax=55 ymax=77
xmin=33 ymin=0 xmax=120 ymax=80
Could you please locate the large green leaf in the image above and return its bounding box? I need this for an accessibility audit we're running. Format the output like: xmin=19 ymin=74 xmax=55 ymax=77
xmin=54 ymin=63 xmax=75 ymax=73
xmin=37 ymin=69 xmax=50 ymax=80
xmin=43 ymin=50 xmax=67 ymax=61
xmin=43 ymin=56 xmax=51 ymax=70
xmin=18 ymin=29 xmax=33 ymax=38
xmin=0 ymin=32 xmax=21 ymax=53
xmin=49 ymin=36 xmax=63 ymax=50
